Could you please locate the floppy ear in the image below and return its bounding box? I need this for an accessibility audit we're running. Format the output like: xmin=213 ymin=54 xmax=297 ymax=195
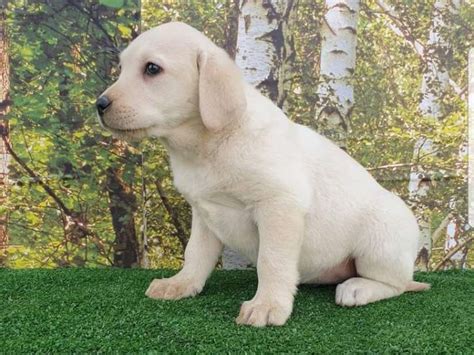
xmin=197 ymin=48 xmax=247 ymax=131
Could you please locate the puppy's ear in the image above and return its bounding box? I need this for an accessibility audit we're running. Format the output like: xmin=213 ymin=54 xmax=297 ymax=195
xmin=197 ymin=48 xmax=247 ymax=131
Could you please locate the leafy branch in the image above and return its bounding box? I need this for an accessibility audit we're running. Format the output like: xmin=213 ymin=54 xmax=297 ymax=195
xmin=1 ymin=125 xmax=112 ymax=264
xmin=373 ymin=0 xmax=466 ymax=99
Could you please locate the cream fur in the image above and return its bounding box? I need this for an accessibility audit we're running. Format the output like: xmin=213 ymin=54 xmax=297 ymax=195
xmin=99 ymin=22 xmax=428 ymax=327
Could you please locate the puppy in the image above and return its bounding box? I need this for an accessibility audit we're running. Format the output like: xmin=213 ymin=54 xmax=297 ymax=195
xmin=97 ymin=22 xmax=429 ymax=327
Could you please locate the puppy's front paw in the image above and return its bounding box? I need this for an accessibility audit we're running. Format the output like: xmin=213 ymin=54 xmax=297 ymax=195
xmin=236 ymin=297 xmax=292 ymax=327
xmin=145 ymin=277 xmax=202 ymax=300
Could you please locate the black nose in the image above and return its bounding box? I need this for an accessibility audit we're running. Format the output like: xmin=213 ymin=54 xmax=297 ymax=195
xmin=96 ymin=95 xmax=112 ymax=116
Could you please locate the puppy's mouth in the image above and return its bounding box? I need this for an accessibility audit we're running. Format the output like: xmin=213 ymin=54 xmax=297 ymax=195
xmin=106 ymin=126 xmax=152 ymax=143
xmin=108 ymin=126 xmax=145 ymax=133
xmin=98 ymin=115 xmax=150 ymax=133
xmin=106 ymin=124 xmax=152 ymax=138
xmin=98 ymin=115 xmax=153 ymax=142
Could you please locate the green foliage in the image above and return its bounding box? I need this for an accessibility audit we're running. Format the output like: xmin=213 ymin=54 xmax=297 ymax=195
xmin=5 ymin=0 xmax=141 ymax=267
xmin=3 ymin=1 xmax=472 ymax=268
xmin=350 ymin=2 xmax=471 ymax=265
xmin=100 ymin=0 xmax=125 ymax=9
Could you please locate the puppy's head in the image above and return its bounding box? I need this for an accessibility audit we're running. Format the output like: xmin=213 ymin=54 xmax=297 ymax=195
xmin=97 ymin=22 xmax=246 ymax=141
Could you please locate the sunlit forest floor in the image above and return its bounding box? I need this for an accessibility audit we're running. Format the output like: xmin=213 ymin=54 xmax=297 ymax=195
xmin=1 ymin=269 xmax=472 ymax=353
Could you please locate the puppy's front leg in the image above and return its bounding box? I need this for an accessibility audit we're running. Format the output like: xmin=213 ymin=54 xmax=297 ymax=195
xmin=236 ymin=201 xmax=304 ymax=327
xmin=146 ymin=209 xmax=223 ymax=300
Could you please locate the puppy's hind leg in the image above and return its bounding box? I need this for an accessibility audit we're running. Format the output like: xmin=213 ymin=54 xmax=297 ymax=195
xmin=336 ymin=206 xmax=423 ymax=307
xmin=335 ymin=256 xmax=430 ymax=307
xmin=335 ymin=277 xmax=403 ymax=307
xmin=335 ymin=250 xmax=412 ymax=307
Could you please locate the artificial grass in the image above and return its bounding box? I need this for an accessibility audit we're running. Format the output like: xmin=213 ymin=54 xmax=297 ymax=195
xmin=0 ymin=269 xmax=472 ymax=353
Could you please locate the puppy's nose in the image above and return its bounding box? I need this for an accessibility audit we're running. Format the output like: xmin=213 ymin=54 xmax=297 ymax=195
xmin=96 ymin=95 xmax=112 ymax=116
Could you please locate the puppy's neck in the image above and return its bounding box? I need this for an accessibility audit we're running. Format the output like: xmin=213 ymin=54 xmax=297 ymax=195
xmin=158 ymin=114 xmax=245 ymax=167
xmin=157 ymin=117 xmax=210 ymax=161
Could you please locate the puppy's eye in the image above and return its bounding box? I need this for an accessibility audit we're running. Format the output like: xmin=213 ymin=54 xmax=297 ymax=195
xmin=145 ymin=62 xmax=162 ymax=76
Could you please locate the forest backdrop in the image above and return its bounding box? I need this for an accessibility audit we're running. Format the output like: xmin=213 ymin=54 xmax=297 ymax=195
xmin=0 ymin=0 xmax=472 ymax=271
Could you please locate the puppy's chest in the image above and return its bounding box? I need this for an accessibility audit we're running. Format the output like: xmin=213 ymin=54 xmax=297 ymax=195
xmin=193 ymin=191 xmax=255 ymax=238
xmin=172 ymin=159 xmax=259 ymax=258
xmin=173 ymin=159 xmax=246 ymax=205
xmin=194 ymin=195 xmax=259 ymax=262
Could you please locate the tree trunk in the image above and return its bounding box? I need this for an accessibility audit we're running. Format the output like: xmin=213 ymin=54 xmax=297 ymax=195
xmin=99 ymin=3 xmax=141 ymax=268
xmin=0 ymin=0 xmax=10 ymax=265
xmin=314 ymin=0 xmax=360 ymax=150
xmin=223 ymin=0 xmax=241 ymax=60
xmin=139 ymin=153 xmax=150 ymax=269
xmin=408 ymin=0 xmax=455 ymax=270
xmin=235 ymin=0 xmax=295 ymax=108
xmin=443 ymin=142 xmax=469 ymax=269
xmin=106 ymin=164 xmax=138 ymax=268
xmin=222 ymin=0 xmax=296 ymax=269
xmin=442 ymin=0 xmax=469 ymax=266
xmin=376 ymin=0 xmax=466 ymax=270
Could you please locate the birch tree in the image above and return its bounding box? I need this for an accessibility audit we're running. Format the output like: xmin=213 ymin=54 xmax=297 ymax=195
xmin=441 ymin=0 xmax=468 ymax=266
xmin=223 ymin=0 xmax=296 ymax=269
xmin=235 ymin=0 xmax=295 ymax=109
xmin=443 ymin=142 xmax=469 ymax=268
xmin=374 ymin=0 xmax=464 ymax=98
xmin=0 ymin=0 xmax=10 ymax=264
xmin=433 ymin=49 xmax=473 ymax=270
xmin=406 ymin=0 xmax=458 ymax=270
xmin=374 ymin=0 xmax=469 ymax=269
xmin=314 ymin=0 xmax=360 ymax=150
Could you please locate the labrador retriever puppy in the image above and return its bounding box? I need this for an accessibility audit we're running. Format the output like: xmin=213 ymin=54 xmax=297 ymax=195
xmin=97 ymin=22 xmax=429 ymax=327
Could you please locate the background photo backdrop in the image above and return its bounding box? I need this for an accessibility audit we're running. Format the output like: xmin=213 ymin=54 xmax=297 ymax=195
xmin=0 ymin=0 xmax=472 ymax=270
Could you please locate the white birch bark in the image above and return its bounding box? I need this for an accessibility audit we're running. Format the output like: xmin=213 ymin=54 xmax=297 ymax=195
xmin=444 ymin=216 xmax=466 ymax=268
xmin=443 ymin=142 xmax=469 ymax=269
xmin=408 ymin=0 xmax=456 ymax=270
xmin=314 ymin=0 xmax=360 ymax=150
xmin=235 ymin=0 xmax=295 ymax=107
xmin=0 ymin=2 xmax=10 ymax=258
xmin=442 ymin=4 xmax=470 ymax=266
xmin=223 ymin=0 xmax=295 ymax=269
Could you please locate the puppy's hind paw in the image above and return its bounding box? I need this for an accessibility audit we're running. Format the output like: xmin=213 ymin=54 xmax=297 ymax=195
xmin=336 ymin=281 xmax=371 ymax=307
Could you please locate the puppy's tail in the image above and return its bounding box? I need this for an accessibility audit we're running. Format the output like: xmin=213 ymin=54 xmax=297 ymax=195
xmin=405 ymin=281 xmax=431 ymax=292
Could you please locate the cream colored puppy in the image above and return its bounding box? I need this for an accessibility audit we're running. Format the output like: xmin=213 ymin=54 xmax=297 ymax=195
xmin=97 ymin=22 xmax=429 ymax=327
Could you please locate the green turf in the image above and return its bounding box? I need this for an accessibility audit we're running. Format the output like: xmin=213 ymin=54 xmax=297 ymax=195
xmin=0 ymin=269 xmax=472 ymax=353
